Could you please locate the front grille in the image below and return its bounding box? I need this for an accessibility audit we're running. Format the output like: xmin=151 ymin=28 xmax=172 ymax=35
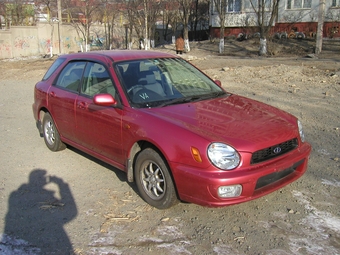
xmin=251 ymin=138 xmax=298 ymax=164
xmin=255 ymin=159 xmax=304 ymax=190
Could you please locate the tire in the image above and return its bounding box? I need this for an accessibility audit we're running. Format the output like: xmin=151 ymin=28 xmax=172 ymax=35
xmin=280 ymin=32 xmax=288 ymax=39
xmin=42 ymin=113 xmax=66 ymax=152
xmin=297 ymin=32 xmax=305 ymax=39
xmin=135 ymin=148 xmax=178 ymax=209
xmin=253 ymin=32 xmax=260 ymax=38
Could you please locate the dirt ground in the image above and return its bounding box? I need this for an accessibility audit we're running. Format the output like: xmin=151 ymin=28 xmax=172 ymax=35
xmin=0 ymin=38 xmax=339 ymax=255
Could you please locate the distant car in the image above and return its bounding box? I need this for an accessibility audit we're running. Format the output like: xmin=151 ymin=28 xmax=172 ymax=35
xmin=32 ymin=50 xmax=311 ymax=209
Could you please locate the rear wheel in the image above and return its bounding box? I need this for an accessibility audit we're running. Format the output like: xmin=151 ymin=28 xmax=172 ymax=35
xmin=135 ymin=148 xmax=178 ymax=209
xmin=42 ymin=113 xmax=66 ymax=151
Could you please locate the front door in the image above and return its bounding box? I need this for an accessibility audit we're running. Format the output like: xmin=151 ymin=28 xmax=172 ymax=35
xmin=75 ymin=62 xmax=124 ymax=165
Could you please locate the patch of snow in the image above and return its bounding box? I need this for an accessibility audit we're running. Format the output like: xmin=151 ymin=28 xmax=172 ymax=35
xmin=157 ymin=243 xmax=192 ymax=254
xmin=0 ymin=234 xmax=40 ymax=255
xmin=157 ymin=225 xmax=186 ymax=239
xmin=321 ymin=178 xmax=340 ymax=187
xmin=289 ymin=190 xmax=340 ymax=255
xmin=213 ymin=245 xmax=242 ymax=254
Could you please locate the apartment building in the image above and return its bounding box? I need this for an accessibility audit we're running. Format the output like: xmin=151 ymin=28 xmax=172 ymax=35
xmin=209 ymin=0 xmax=340 ymax=38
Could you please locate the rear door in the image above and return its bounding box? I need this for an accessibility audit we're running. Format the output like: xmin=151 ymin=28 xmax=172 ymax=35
xmin=47 ymin=61 xmax=86 ymax=140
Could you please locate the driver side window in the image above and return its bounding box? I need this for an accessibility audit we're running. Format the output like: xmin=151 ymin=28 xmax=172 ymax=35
xmin=81 ymin=62 xmax=116 ymax=98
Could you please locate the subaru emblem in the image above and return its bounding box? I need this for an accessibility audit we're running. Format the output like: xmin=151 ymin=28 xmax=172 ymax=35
xmin=273 ymin=147 xmax=282 ymax=154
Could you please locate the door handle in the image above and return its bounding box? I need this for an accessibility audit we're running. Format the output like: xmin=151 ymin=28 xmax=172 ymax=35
xmin=49 ymin=91 xmax=56 ymax=97
xmin=77 ymin=101 xmax=87 ymax=110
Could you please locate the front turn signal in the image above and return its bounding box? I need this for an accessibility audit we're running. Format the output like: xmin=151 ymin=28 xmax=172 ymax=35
xmin=191 ymin=147 xmax=202 ymax=163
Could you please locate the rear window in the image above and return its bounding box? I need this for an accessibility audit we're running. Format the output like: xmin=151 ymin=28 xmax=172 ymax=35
xmin=42 ymin=58 xmax=66 ymax=81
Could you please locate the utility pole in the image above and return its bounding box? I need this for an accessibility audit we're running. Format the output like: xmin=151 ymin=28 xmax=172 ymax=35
xmin=58 ymin=0 xmax=62 ymax=54
xmin=315 ymin=0 xmax=325 ymax=55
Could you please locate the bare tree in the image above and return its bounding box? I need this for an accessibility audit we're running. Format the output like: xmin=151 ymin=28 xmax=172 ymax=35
xmin=97 ymin=0 xmax=123 ymax=50
xmin=0 ymin=0 xmax=6 ymax=29
xmin=315 ymin=0 xmax=325 ymax=54
xmin=159 ymin=0 xmax=179 ymax=43
xmin=7 ymin=0 xmax=25 ymax=25
xmin=124 ymin=0 xmax=162 ymax=50
xmin=176 ymin=0 xmax=192 ymax=52
xmin=4 ymin=0 xmax=35 ymax=26
xmin=248 ymin=0 xmax=280 ymax=55
xmin=35 ymin=0 xmax=58 ymax=21
xmin=211 ymin=0 xmax=227 ymax=53
xmin=34 ymin=0 xmax=59 ymax=56
xmin=148 ymin=0 xmax=162 ymax=48
xmin=191 ymin=0 xmax=209 ymax=41
xmin=138 ymin=0 xmax=162 ymax=50
xmin=160 ymin=1 xmax=172 ymax=42
xmin=143 ymin=0 xmax=149 ymax=49
xmin=63 ymin=0 xmax=103 ymax=52
xmin=125 ymin=0 xmax=144 ymax=48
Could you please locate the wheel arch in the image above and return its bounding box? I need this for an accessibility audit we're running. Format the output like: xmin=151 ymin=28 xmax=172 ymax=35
xmin=126 ymin=140 xmax=179 ymax=197
xmin=127 ymin=140 xmax=163 ymax=182
xmin=36 ymin=107 xmax=49 ymax=135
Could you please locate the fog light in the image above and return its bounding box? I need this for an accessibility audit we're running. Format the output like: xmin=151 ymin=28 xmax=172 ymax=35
xmin=218 ymin=185 xmax=242 ymax=198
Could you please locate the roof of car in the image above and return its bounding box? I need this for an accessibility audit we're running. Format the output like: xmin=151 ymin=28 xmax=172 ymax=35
xmin=61 ymin=50 xmax=178 ymax=62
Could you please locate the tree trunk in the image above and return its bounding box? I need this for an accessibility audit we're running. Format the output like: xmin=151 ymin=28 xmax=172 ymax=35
xmin=315 ymin=0 xmax=325 ymax=55
xmin=219 ymin=26 xmax=224 ymax=54
xmin=50 ymin=24 xmax=54 ymax=57
xmin=259 ymin=38 xmax=267 ymax=56
xmin=57 ymin=0 xmax=62 ymax=54
xmin=144 ymin=0 xmax=148 ymax=50
xmin=219 ymin=38 xmax=224 ymax=54
xmin=184 ymin=26 xmax=190 ymax=52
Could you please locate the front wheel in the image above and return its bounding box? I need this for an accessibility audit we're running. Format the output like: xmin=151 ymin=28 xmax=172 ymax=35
xmin=135 ymin=148 xmax=178 ymax=209
xmin=42 ymin=113 xmax=66 ymax=152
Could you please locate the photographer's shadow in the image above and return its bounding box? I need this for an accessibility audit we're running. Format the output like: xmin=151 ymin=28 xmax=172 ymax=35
xmin=1 ymin=169 xmax=77 ymax=254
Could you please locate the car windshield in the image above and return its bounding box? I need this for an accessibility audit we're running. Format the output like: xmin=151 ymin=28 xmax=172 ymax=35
xmin=115 ymin=58 xmax=227 ymax=108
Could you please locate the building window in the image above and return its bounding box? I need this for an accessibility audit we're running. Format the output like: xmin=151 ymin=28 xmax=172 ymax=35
xmin=244 ymin=0 xmax=272 ymax=11
xmin=332 ymin=0 xmax=340 ymax=7
xmin=226 ymin=0 xmax=241 ymax=12
xmin=287 ymin=0 xmax=311 ymax=9
xmin=244 ymin=0 xmax=257 ymax=10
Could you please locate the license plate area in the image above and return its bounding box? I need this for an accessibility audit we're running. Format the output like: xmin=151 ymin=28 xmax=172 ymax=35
xmin=255 ymin=159 xmax=304 ymax=190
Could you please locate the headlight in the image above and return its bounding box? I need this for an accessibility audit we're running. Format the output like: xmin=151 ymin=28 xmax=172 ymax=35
xmin=298 ymin=120 xmax=305 ymax=142
xmin=208 ymin=143 xmax=240 ymax=170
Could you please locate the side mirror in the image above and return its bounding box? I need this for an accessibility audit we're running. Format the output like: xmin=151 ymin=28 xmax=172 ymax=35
xmin=214 ymin=80 xmax=222 ymax=87
xmin=93 ymin=94 xmax=118 ymax=107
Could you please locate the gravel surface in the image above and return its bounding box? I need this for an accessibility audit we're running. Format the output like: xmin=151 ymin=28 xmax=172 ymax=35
xmin=0 ymin=39 xmax=339 ymax=255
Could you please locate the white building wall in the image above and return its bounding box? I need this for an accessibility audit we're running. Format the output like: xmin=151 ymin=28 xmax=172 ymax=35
xmin=278 ymin=0 xmax=319 ymax=23
xmin=210 ymin=0 xmax=340 ymax=28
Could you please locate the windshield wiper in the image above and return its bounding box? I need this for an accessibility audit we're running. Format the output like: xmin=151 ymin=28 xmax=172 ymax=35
xmin=158 ymin=97 xmax=197 ymax=107
xmin=159 ymin=91 xmax=227 ymax=107
xmin=198 ymin=91 xmax=226 ymax=100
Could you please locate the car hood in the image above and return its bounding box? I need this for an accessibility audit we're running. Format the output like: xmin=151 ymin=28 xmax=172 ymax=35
xmin=145 ymin=94 xmax=297 ymax=152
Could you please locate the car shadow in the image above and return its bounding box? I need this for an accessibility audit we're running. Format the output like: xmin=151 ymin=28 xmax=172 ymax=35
xmin=1 ymin=168 xmax=77 ymax=254
xmin=67 ymin=146 xmax=139 ymax=194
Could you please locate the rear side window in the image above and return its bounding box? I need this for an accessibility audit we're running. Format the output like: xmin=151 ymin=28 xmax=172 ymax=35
xmin=54 ymin=62 xmax=86 ymax=92
xmin=42 ymin=58 xmax=66 ymax=81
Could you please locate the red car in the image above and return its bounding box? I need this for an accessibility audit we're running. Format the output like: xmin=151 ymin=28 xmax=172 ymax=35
xmin=32 ymin=50 xmax=311 ymax=209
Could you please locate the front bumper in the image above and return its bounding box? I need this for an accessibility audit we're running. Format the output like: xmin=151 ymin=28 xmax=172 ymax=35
xmin=171 ymin=142 xmax=311 ymax=207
